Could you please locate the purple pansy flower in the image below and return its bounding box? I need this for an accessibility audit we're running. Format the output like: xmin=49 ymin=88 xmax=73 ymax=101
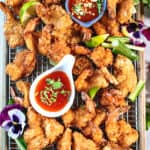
xmin=122 ymin=21 xmax=150 ymax=47
xmin=0 ymin=104 xmax=26 ymax=139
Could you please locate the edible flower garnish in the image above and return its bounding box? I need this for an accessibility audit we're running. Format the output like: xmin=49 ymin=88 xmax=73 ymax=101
xmin=121 ymin=21 xmax=150 ymax=47
xmin=0 ymin=104 xmax=26 ymax=139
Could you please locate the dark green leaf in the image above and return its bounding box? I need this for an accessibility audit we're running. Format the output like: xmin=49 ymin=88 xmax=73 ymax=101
xmin=15 ymin=137 xmax=27 ymax=150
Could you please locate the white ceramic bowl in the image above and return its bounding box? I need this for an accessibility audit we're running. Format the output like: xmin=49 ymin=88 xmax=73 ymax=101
xmin=29 ymin=55 xmax=75 ymax=117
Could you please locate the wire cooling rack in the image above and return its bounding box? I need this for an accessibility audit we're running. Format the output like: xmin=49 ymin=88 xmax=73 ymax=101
xmin=6 ymin=46 xmax=139 ymax=150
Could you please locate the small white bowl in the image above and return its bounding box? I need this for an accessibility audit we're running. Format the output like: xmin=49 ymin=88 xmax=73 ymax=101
xmin=29 ymin=55 xmax=75 ymax=117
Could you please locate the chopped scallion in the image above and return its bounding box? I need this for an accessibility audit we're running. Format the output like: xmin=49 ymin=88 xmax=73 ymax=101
xmin=128 ymin=80 xmax=145 ymax=102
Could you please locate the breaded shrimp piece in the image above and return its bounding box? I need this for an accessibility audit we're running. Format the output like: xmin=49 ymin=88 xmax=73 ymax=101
xmin=27 ymin=135 xmax=49 ymax=150
xmin=6 ymin=50 xmax=36 ymax=81
xmin=24 ymin=127 xmax=44 ymax=143
xmin=105 ymin=109 xmax=120 ymax=143
xmin=23 ymin=18 xmax=40 ymax=53
xmin=118 ymin=120 xmax=139 ymax=148
xmin=83 ymin=110 xmax=106 ymax=144
xmin=38 ymin=25 xmax=52 ymax=56
xmin=75 ymin=69 xmax=93 ymax=92
xmin=62 ymin=109 xmax=75 ymax=127
xmin=36 ymin=4 xmax=72 ymax=29
xmin=101 ymin=67 xmax=118 ymax=85
xmin=16 ymin=80 xmax=30 ymax=108
xmin=0 ymin=2 xmax=24 ymax=48
xmin=73 ymin=55 xmax=93 ymax=76
xmin=90 ymin=46 xmax=113 ymax=68
xmin=117 ymin=0 xmax=134 ymax=24
xmin=72 ymin=45 xmax=91 ymax=55
xmin=93 ymin=22 xmax=107 ymax=35
xmin=27 ymin=107 xmax=42 ymax=128
xmin=107 ymin=0 xmax=121 ymax=19
xmin=100 ymin=88 xmax=129 ymax=112
xmin=75 ymin=69 xmax=110 ymax=92
xmin=73 ymin=131 xmax=98 ymax=150
xmin=57 ymin=128 xmax=72 ymax=150
xmin=48 ymin=40 xmax=71 ymax=63
xmin=114 ymin=55 xmax=137 ymax=97
xmin=42 ymin=118 xmax=64 ymax=144
xmin=74 ymin=92 xmax=96 ymax=128
xmin=44 ymin=0 xmax=61 ymax=4
xmin=6 ymin=0 xmax=22 ymax=7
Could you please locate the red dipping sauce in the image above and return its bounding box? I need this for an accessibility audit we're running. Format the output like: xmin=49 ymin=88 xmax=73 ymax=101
xmin=69 ymin=0 xmax=99 ymax=22
xmin=35 ymin=71 xmax=71 ymax=112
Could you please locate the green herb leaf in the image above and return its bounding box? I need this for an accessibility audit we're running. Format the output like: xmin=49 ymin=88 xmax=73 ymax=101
xmin=50 ymin=97 xmax=56 ymax=102
xmin=52 ymin=80 xmax=63 ymax=90
xmin=46 ymin=78 xmax=55 ymax=85
xmin=73 ymin=3 xmax=83 ymax=15
xmin=97 ymin=0 xmax=101 ymax=13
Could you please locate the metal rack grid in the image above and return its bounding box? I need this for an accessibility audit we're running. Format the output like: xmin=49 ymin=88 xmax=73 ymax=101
xmin=6 ymin=46 xmax=140 ymax=150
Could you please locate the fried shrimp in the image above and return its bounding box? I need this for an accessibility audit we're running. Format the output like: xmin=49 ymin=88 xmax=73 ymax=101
xmin=114 ymin=55 xmax=137 ymax=97
xmin=0 ymin=2 xmax=24 ymax=48
xmin=16 ymin=80 xmax=31 ymax=108
xmin=36 ymin=4 xmax=72 ymax=29
xmin=73 ymin=55 xmax=93 ymax=75
xmin=57 ymin=128 xmax=72 ymax=150
xmin=100 ymin=88 xmax=129 ymax=112
xmin=73 ymin=131 xmax=98 ymax=150
xmin=90 ymin=46 xmax=113 ymax=68
xmin=6 ymin=50 xmax=36 ymax=80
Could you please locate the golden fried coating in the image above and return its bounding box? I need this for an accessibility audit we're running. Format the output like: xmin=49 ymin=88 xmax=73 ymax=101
xmin=117 ymin=0 xmax=134 ymax=24
xmin=71 ymin=23 xmax=92 ymax=42
xmin=93 ymin=22 xmax=107 ymax=35
xmin=101 ymin=14 xmax=122 ymax=36
xmin=42 ymin=118 xmax=64 ymax=144
xmin=44 ymin=0 xmax=61 ymax=4
xmin=62 ymin=109 xmax=75 ymax=127
xmin=36 ymin=4 xmax=72 ymax=29
xmin=75 ymin=68 xmax=112 ymax=92
xmin=118 ymin=120 xmax=139 ymax=148
xmin=101 ymin=67 xmax=118 ymax=85
xmin=72 ymin=45 xmax=91 ymax=55
xmin=6 ymin=50 xmax=36 ymax=81
xmin=48 ymin=41 xmax=71 ymax=63
xmin=83 ymin=110 xmax=106 ymax=144
xmin=27 ymin=135 xmax=49 ymax=150
xmin=6 ymin=0 xmax=22 ymax=7
xmin=27 ymin=107 xmax=42 ymax=128
xmin=100 ymin=89 xmax=129 ymax=112
xmin=75 ymin=69 xmax=93 ymax=92
xmin=0 ymin=2 xmax=24 ymax=48
xmin=102 ymin=142 xmax=125 ymax=150
xmin=73 ymin=131 xmax=98 ymax=150
xmin=73 ymin=55 xmax=93 ymax=76
xmin=105 ymin=109 xmax=120 ymax=143
xmin=105 ymin=109 xmax=139 ymax=147
xmin=16 ymin=80 xmax=30 ymax=108
xmin=24 ymin=127 xmax=44 ymax=143
xmin=74 ymin=92 xmax=96 ymax=128
xmin=114 ymin=55 xmax=137 ymax=97
xmin=90 ymin=47 xmax=113 ymax=68
xmin=88 ymin=69 xmax=109 ymax=90
xmin=24 ymin=18 xmax=40 ymax=53
xmin=57 ymin=128 xmax=72 ymax=150
xmin=38 ymin=25 xmax=51 ymax=56
xmin=107 ymin=0 xmax=120 ymax=19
